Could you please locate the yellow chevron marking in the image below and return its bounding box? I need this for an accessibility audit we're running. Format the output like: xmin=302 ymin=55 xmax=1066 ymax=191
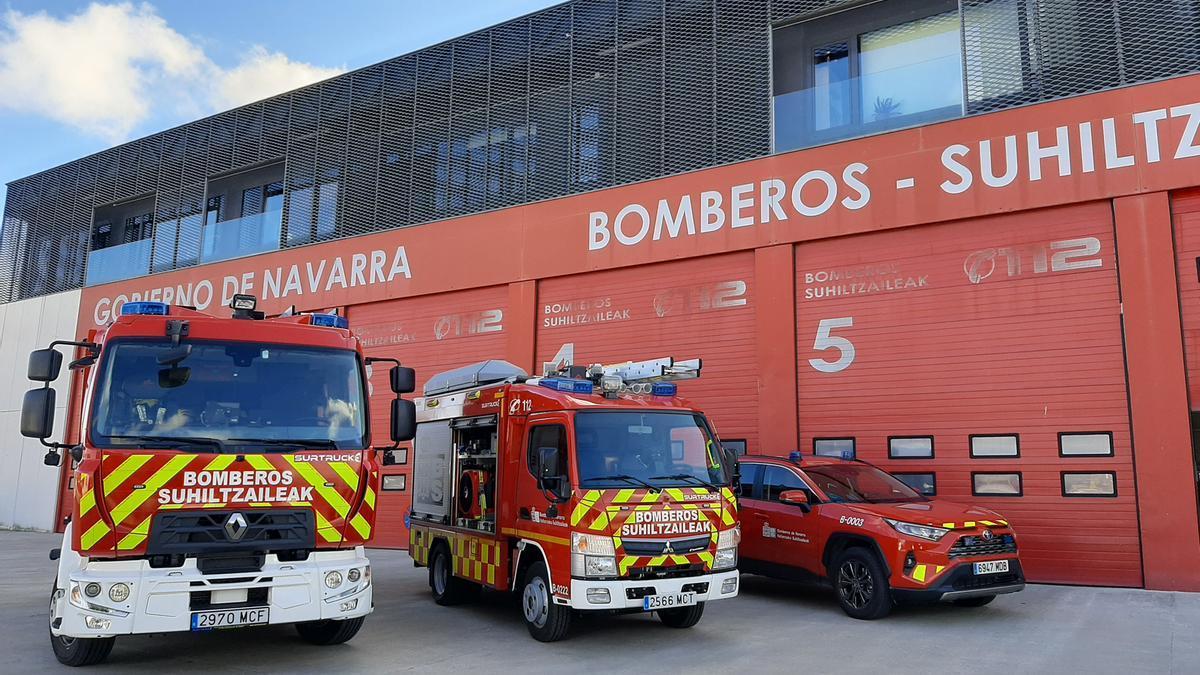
xmin=570 ymin=502 xmax=592 ymax=527
xmin=670 ymin=555 xmax=689 ymax=565
xmin=203 ymin=455 xmax=237 ymax=471
xmin=487 ymin=565 xmax=496 ymax=585
xmin=980 ymin=520 xmax=996 ymax=527
xmin=159 ymin=503 xmax=186 ymax=510
xmin=79 ymin=490 xmax=96 ymax=517
xmin=665 ymin=488 xmax=686 ymax=501
xmin=350 ymin=513 xmax=371 ymax=539
xmin=80 ymin=520 xmax=111 ymax=550
xmin=587 ymin=511 xmax=611 ymax=531
xmin=365 ymin=486 xmax=377 ymax=510
xmin=942 ymin=522 xmax=956 ymax=529
xmin=243 ymin=455 xmax=274 ymax=472
xmin=203 ymin=502 xmax=226 ymax=508
xmin=619 ymin=556 xmax=638 ymax=575
xmin=698 ymin=552 xmax=714 ymax=567
xmin=285 ymin=457 xmax=351 ymax=518
xmin=641 ymin=492 xmax=660 ymax=503
xmin=313 ymin=510 xmax=342 ymax=543
xmin=913 ymin=564 xmax=927 ymax=583
xmin=110 ymin=455 xmax=197 ymax=525
xmin=250 ymin=502 xmax=271 ymax=508
xmin=998 ymin=519 xmax=1008 ymax=526
xmin=613 ymin=535 xmax=623 ymax=548
xmin=103 ymin=454 xmax=154 ymax=496
xmin=329 ymin=462 xmax=360 ymax=492
xmin=614 ymin=488 xmax=636 ymax=504
xmin=117 ymin=515 xmax=153 ymax=550
xmin=647 ymin=555 xmax=668 ymax=566
xmin=964 ymin=521 xmax=976 ymax=528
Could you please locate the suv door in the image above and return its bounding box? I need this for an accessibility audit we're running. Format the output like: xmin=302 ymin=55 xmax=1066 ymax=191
xmin=742 ymin=464 xmax=821 ymax=570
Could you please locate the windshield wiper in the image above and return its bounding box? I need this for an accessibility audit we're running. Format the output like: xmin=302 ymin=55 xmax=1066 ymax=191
xmin=581 ymin=474 xmax=660 ymax=492
xmin=650 ymin=473 xmax=720 ymax=490
xmin=227 ymin=438 xmax=341 ymax=450
xmin=104 ymin=435 xmax=226 ymax=453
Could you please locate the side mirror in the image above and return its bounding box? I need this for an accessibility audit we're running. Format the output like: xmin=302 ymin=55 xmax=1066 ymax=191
xmin=28 ymin=349 xmax=63 ymax=382
xmin=779 ymin=489 xmax=811 ymax=511
xmin=21 ymin=388 xmax=56 ymax=439
xmin=723 ymin=447 xmax=741 ymax=489
xmin=390 ymin=366 xmax=416 ymax=394
xmin=391 ymin=399 xmax=416 ymax=442
xmin=536 ymin=446 xmax=569 ymax=502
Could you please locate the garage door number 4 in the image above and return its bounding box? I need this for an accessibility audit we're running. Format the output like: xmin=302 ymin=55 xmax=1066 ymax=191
xmin=808 ymin=317 xmax=855 ymax=373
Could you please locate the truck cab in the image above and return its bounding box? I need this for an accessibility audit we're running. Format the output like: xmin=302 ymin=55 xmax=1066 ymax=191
xmin=408 ymin=358 xmax=740 ymax=641
xmin=20 ymin=296 xmax=415 ymax=665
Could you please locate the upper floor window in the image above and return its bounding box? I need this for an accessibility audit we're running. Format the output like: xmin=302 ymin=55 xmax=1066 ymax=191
xmin=773 ymin=0 xmax=964 ymax=152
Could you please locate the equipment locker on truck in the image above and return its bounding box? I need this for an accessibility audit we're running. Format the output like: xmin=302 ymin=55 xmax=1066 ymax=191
xmin=20 ymin=295 xmax=416 ymax=665
xmin=408 ymin=355 xmax=741 ymax=641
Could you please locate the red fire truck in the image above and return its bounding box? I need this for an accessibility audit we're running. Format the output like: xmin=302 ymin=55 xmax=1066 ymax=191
xmin=408 ymin=356 xmax=741 ymax=641
xmin=19 ymin=295 xmax=416 ymax=665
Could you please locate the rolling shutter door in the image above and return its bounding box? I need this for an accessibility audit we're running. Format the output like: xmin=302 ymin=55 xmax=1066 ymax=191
xmin=795 ymin=201 xmax=1139 ymax=586
xmin=348 ymin=285 xmax=508 ymax=548
xmin=536 ymin=252 xmax=757 ymax=451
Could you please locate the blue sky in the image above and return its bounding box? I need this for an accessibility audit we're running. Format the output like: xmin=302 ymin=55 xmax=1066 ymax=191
xmin=0 ymin=0 xmax=562 ymax=208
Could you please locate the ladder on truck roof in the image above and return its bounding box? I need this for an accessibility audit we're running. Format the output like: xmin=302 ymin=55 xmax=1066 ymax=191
xmin=422 ymin=360 xmax=528 ymax=397
xmin=542 ymin=343 xmax=702 ymax=389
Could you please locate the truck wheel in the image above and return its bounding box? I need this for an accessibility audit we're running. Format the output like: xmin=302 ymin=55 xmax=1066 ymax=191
xmin=952 ymin=594 xmax=996 ymax=608
xmin=295 ymin=617 xmax=365 ymax=645
xmin=658 ymin=602 xmax=705 ymax=628
xmin=832 ymin=548 xmax=892 ymax=620
xmin=521 ymin=562 xmax=571 ymax=642
xmin=429 ymin=544 xmax=478 ymax=606
xmin=49 ymin=585 xmax=115 ymax=666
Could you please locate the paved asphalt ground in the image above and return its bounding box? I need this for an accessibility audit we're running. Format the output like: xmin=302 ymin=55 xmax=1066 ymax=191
xmin=2 ymin=531 xmax=1198 ymax=673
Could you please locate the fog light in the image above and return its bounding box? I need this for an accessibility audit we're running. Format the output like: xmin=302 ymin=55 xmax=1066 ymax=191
xmin=324 ymin=571 xmax=343 ymax=589
xmin=84 ymin=616 xmax=111 ymax=630
xmin=904 ymin=552 xmax=917 ymax=572
xmin=347 ymin=568 xmax=361 ymax=583
xmin=721 ymin=578 xmax=738 ymax=594
xmin=108 ymin=583 xmax=130 ymax=603
xmin=586 ymin=588 xmax=610 ymax=605
xmin=84 ymin=582 xmax=102 ymax=598
xmin=339 ymin=599 xmax=359 ymax=612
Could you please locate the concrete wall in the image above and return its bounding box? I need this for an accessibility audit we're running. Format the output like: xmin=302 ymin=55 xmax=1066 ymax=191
xmin=0 ymin=290 xmax=79 ymax=531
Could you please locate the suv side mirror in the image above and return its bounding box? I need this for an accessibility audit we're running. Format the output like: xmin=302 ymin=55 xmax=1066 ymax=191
xmin=21 ymin=388 xmax=56 ymax=439
xmin=391 ymin=399 xmax=416 ymax=442
xmin=27 ymin=349 xmax=63 ymax=382
xmin=779 ymin=489 xmax=811 ymax=512
xmin=390 ymin=366 xmax=416 ymax=394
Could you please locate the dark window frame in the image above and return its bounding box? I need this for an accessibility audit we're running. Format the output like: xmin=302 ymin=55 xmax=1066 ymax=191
xmin=888 ymin=435 xmax=935 ymax=459
xmin=969 ymin=433 xmax=1021 ymax=459
xmin=891 ymin=471 xmax=937 ymax=496
xmin=813 ymin=437 xmax=856 ymax=459
xmin=1057 ymin=431 xmax=1115 ymax=458
xmin=1061 ymin=471 xmax=1118 ymax=498
xmin=971 ymin=471 xmax=1023 ymax=497
xmin=762 ymin=465 xmax=820 ymax=504
xmin=526 ymin=423 xmax=567 ymax=479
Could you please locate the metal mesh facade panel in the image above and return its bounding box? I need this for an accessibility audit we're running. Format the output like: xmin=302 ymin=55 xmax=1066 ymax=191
xmin=4 ymin=0 xmax=1200 ymax=302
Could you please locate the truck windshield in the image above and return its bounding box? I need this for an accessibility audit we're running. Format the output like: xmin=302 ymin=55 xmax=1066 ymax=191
xmin=803 ymin=463 xmax=924 ymax=503
xmin=90 ymin=340 xmax=367 ymax=450
xmin=575 ymin=411 xmax=727 ymax=489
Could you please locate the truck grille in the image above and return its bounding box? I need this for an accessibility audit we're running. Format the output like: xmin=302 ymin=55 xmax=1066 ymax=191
xmin=621 ymin=535 xmax=710 ymax=556
xmin=147 ymin=509 xmax=315 ymax=557
xmin=948 ymin=533 xmax=1018 ymax=559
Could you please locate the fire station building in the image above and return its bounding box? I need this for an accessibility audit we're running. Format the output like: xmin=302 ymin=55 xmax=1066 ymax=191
xmin=2 ymin=0 xmax=1200 ymax=591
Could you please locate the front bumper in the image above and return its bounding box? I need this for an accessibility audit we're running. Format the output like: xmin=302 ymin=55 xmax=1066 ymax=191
xmin=567 ymin=570 xmax=740 ymax=610
xmin=893 ymin=559 xmax=1026 ymax=603
xmin=52 ymin=548 xmax=372 ymax=639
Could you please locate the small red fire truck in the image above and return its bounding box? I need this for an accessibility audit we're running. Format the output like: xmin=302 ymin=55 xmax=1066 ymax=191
xmin=408 ymin=356 xmax=741 ymax=641
xmin=20 ymin=295 xmax=416 ymax=665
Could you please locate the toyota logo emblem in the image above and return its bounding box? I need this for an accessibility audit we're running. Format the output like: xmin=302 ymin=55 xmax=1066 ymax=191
xmin=224 ymin=512 xmax=249 ymax=541
xmin=981 ymin=529 xmax=995 ymax=541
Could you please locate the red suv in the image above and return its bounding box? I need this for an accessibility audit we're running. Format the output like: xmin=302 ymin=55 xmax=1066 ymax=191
xmin=736 ymin=455 xmax=1024 ymax=619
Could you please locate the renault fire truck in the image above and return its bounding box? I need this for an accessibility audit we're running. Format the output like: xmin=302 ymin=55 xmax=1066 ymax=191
xmin=407 ymin=355 xmax=740 ymax=641
xmin=19 ymin=295 xmax=416 ymax=666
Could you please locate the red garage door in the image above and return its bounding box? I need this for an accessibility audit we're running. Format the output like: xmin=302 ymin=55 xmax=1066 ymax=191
xmin=1173 ymin=190 xmax=1200 ymax=409
xmin=536 ymin=253 xmax=757 ymax=451
xmin=349 ymin=286 xmax=508 ymax=548
xmin=795 ymin=201 xmax=1140 ymax=587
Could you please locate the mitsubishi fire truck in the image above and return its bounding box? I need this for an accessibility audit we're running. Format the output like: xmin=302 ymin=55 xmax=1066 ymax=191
xmin=19 ymin=295 xmax=416 ymax=666
xmin=407 ymin=355 xmax=741 ymax=641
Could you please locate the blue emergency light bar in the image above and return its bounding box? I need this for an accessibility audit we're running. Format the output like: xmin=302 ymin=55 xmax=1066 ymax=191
xmin=121 ymin=301 xmax=169 ymax=316
xmin=539 ymin=377 xmax=595 ymax=394
xmin=309 ymin=313 xmax=350 ymax=329
xmin=651 ymin=382 xmax=677 ymax=396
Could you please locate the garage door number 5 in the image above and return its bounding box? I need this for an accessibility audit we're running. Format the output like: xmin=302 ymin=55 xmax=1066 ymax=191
xmin=808 ymin=317 xmax=855 ymax=373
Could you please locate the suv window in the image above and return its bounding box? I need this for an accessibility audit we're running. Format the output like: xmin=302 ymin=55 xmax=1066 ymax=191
xmin=737 ymin=463 xmax=761 ymax=500
xmin=527 ymin=425 xmax=567 ymax=478
xmin=764 ymin=466 xmax=815 ymax=502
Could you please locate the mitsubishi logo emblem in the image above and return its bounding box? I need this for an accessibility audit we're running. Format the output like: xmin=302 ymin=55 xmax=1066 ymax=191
xmin=663 ymin=540 xmax=674 ymax=554
xmin=981 ymin=529 xmax=995 ymax=541
xmin=224 ymin=513 xmax=248 ymax=541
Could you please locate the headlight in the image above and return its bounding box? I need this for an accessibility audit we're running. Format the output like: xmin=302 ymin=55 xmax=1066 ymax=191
xmin=584 ymin=556 xmax=617 ymax=576
xmin=571 ymin=533 xmax=617 ymax=577
xmin=571 ymin=532 xmax=615 ymax=555
xmin=108 ymin=583 xmax=130 ymax=603
xmin=347 ymin=568 xmax=362 ymax=583
xmin=713 ymin=547 xmax=737 ymax=570
xmin=84 ymin=582 xmax=102 ymax=598
xmin=884 ymin=519 xmax=949 ymax=542
xmin=324 ymin=570 xmax=343 ymax=589
xmin=717 ymin=526 xmax=741 ymax=549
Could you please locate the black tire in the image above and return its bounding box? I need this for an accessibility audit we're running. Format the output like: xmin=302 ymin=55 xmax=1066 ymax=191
xmin=295 ymin=617 xmax=365 ymax=645
xmin=428 ymin=544 xmax=478 ymax=606
xmin=658 ymin=602 xmax=705 ymax=628
xmin=520 ymin=562 xmax=571 ymax=642
xmin=832 ymin=547 xmax=892 ymax=620
xmin=952 ymin=594 xmax=997 ymax=608
xmin=49 ymin=585 xmax=115 ymax=666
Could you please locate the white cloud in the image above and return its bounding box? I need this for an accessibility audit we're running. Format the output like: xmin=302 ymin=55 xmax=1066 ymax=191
xmin=0 ymin=3 xmax=343 ymax=143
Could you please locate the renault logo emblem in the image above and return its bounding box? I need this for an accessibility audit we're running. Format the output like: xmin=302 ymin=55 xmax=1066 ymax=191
xmin=981 ymin=529 xmax=995 ymax=541
xmin=224 ymin=513 xmax=248 ymax=541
